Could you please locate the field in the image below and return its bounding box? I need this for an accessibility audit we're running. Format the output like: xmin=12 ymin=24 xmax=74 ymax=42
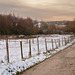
xmin=0 ymin=34 xmax=74 ymax=75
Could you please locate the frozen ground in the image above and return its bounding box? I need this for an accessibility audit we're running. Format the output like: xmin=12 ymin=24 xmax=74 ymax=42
xmin=0 ymin=34 xmax=74 ymax=75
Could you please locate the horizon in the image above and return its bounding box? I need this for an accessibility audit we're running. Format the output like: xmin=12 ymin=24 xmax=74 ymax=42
xmin=0 ymin=13 xmax=74 ymax=22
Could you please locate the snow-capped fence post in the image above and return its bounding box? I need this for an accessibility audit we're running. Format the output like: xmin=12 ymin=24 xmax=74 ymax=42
xmin=64 ymin=37 xmax=66 ymax=45
xmin=37 ymin=36 xmax=39 ymax=54
xmin=6 ymin=39 xmax=9 ymax=63
xmin=69 ymin=37 xmax=71 ymax=42
xmin=67 ymin=38 xmax=68 ymax=44
xmin=20 ymin=41 xmax=23 ymax=60
xmin=55 ymin=39 xmax=58 ymax=49
xmin=66 ymin=38 xmax=68 ymax=44
xmin=68 ymin=37 xmax=70 ymax=43
xmin=45 ymin=38 xmax=47 ymax=53
xmin=70 ymin=36 xmax=73 ymax=41
xmin=29 ymin=40 xmax=31 ymax=57
xmin=70 ymin=36 xmax=72 ymax=42
xmin=66 ymin=38 xmax=67 ymax=44
xmin=58 ymin=39 xmax=60 ymax=47
xmin=66 ymin=38 xmax=67 ymax=45
xmin=51 ymin=39 xmax=54 ymax=50
xmin=62 ymin=38 xmax=63 ymax=46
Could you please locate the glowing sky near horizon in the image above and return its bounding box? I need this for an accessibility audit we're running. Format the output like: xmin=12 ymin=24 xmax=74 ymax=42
xmin=0 ymin=0 xmax=75 ymax=21
xmin=19 ymin=0 xmax=57 ymax=8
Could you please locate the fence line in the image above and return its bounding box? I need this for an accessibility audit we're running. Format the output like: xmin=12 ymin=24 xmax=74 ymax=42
xmin=4 ymin=36 xmax=74 ymax=63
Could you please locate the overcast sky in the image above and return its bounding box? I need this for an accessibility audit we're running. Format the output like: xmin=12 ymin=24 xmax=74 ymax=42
xmin=0 ymin=0 xmax=75 ymax=21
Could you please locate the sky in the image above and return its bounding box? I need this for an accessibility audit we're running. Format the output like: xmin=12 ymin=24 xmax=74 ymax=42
xmin=0 ymin=0 xmax=75 ymax=21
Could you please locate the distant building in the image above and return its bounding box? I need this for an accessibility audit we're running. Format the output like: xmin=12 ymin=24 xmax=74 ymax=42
xmin=56 ymin=25 xmax=66 ymax=29
xmin=47 ymin=21 xmax=68 ymax=25
xmin=34 ymin=22 xmax=41 ymax=28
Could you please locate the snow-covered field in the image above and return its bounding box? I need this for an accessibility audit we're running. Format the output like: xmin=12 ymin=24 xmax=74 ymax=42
xmin=0 ymin=34 xmax=74 ymax=75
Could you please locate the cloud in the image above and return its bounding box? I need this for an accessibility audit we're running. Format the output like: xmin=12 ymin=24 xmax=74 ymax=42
xmin=0 ymin=0 xmax=75 ymax=21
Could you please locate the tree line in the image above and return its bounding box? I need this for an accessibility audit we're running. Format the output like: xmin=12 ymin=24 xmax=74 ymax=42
xmin=66 ymin=20 xmax=75 ymax=33
xmin=0 ymin=14 xmax=74 ymax=35
xmin=0 ymin=14 xmax=57 ymax=35
xmin=0 ymin=14 xmax=38 ymax=35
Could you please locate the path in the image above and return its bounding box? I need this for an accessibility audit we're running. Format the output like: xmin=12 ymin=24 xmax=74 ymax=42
xmin=21 ymin=44 xmax=75 ymax=75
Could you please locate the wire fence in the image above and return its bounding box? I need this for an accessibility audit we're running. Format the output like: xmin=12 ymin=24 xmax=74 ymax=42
xmin=0 ymin=35 xmax=74 ymax=63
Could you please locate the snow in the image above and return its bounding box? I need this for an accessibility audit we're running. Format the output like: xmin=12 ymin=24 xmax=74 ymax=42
xmin=0 ymin=34 xmax=74 ymax=75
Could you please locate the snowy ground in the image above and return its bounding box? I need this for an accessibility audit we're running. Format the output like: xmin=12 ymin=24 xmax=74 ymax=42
xmin=0 ymin=34 xmax=74 ymax=75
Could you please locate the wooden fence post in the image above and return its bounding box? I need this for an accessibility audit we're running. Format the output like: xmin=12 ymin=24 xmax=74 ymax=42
xmin=29 ymin=40 xmax=31 ymax=57
xmin=70 ymin=37 xmax=72 ymax=42
xmin=62 ymin=38 xmax=63 ymax=46
xmin=64 ymin=37 xmax=66 ymax=45
xmin=68 ymin=37 xmax=70 ymax=43
xmin=66 ymin=38 xmax=68 ymax=44
xmin=58 ymin=39 xmax=60 ymax=47
xmin=55 ymin=39 xmax=58 ymax=49
xmin=20 ymin=41 xmax=23 ymax=60
xmin=45 ymin=38 xmax=47 ymax=53
xmin=51 ymin=39 xmax=54 ymax=50
xmin=67 ymin=38 xmax=69 ymax=44
xmin=6 ymin=39 xmax=9 ymax=63
xmin=37 ymin=36 xmax=39 ymax=54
